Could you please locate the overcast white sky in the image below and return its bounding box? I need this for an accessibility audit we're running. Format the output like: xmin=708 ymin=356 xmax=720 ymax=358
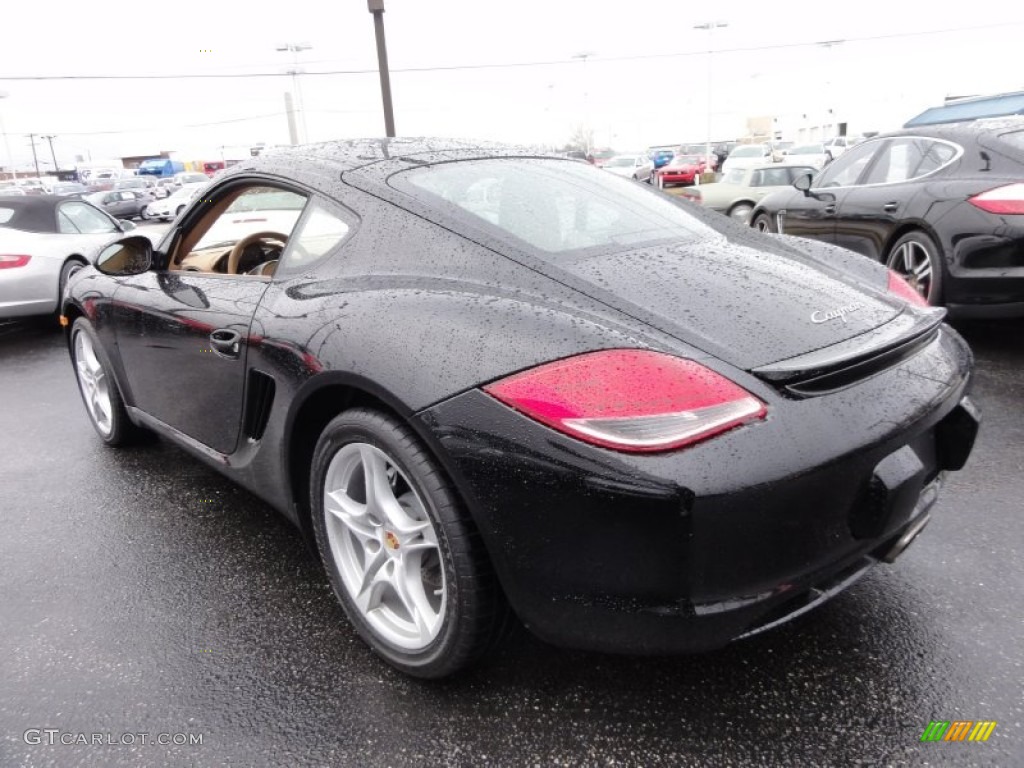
xmin=2 ymin=0 xmax=1024 ymax=169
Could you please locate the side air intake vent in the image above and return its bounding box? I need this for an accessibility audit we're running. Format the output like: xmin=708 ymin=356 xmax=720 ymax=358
xmin=243 ymin=370 xmax=276 ymax=440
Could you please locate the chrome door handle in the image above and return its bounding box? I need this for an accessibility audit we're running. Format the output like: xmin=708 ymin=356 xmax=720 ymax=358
xmin=883 ymin=202 xmax=899 ymax=213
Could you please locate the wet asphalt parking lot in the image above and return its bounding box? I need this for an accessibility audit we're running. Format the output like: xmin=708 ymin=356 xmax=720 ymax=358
xmin=0 ymin=305 xmax=1022 ymax=767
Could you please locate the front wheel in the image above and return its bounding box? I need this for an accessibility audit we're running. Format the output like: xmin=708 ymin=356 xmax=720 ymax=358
xmin=751 ymin=212 xmax=774 ymax=233
xmin=886 ymin=231 xmax=943 ymax=305
xmin=310 ymin=408 xmax=509 ymax=678
xmin=70 ymin=318 xmax=141 ymax=446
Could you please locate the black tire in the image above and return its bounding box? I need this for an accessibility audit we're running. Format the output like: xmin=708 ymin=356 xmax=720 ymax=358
xmin=751 ymin=212 xmax=774 ymax=233
xmin=57 ymin=259 xmax=85 ymax=316
xmin=885 ymin=230 xmax=944 ymax=305
xmin=70 ymin=318 xmax=142 ymax=446
xmin=310 ymin=408 xmax=509 ymax=678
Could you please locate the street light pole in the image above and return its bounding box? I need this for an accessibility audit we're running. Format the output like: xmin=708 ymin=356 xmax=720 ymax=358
xmin=694 ymin=21 xmax=727 ymax=181
xmin=571 ymin=52 xmax=595 ymax=155
xmin=368 ymin=0 xmax=395 ymax=137
xmin=817 ymin=40 xmax=844 ymax=142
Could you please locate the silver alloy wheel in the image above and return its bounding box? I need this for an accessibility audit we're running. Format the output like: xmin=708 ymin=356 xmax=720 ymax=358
xmin=324 ymin=442 xmax=446 ymax=651
xmin=887 ymin=239 xmax=933 ymax=301
xmin=74 ymin=332 xmax=113 ymax=436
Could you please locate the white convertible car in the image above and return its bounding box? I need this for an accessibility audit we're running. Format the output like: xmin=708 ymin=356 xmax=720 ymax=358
xmin=0 ymin=195 xmax=139 ymax=318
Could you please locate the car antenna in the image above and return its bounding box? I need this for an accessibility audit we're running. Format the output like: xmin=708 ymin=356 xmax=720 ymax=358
xmin=979 ymin=151 xmax=992 ymax=172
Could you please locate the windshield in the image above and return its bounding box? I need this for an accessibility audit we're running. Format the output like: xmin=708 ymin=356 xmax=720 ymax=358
xmin=789 ymin=145 xmax=824 ymax=155
xmin=721 ymin=169 xmax=746 ymax=184
xmin=673 ymin=155 xmax=702 ymax=164
xmin=605 ymin=156 xmax=636 ymax=168
xmin=730 ymin=146 xmax=765 ymax=158
xmin=398 ymin=158 xmax=716 ymax=256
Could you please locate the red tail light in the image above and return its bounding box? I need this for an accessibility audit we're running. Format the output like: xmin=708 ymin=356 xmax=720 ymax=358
xmin=483 ymin=350 xmax=767 ymax=453
xmin=887 ymin=269 xmax=929 ymax=307
xmin=0 ymin=255 xmax=32 ymax=269
xmin=968 ymin=183 xmax=1024 ymax=215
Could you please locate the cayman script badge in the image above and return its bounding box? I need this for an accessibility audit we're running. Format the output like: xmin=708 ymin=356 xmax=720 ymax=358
xmin=810 ymin=302 xmax=864 ymax=324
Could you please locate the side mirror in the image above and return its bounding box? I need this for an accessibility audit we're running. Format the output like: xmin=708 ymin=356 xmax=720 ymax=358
xmin=119 ymin=220 xmax=138 ymax=232
xmin=95 ymin=236 xmax=152 ymax=276
xmin=793 ymin=173 xmax=813 ymax=194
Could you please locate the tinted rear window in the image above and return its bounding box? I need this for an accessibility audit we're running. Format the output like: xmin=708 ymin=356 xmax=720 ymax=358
xmin=0 ymin=207 xmax=14 ymax=225
xmin=397 ymin=159 xmax=715 ymax=255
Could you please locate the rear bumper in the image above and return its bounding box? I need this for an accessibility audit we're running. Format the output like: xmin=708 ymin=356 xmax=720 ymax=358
xmin=0 ymin=256 xmax=61 ymax=318
xmin=419 ymin=328 xmax=978 ymax=654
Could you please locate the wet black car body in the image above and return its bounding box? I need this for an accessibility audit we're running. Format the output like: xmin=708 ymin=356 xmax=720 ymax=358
xmin=62 ymin=139 xmax=979 ymax=677
xmin=749 ymin=118 xmax=1024 ymax=317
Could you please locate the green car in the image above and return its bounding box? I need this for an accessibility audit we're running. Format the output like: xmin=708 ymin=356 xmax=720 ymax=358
xmin=686 ymin=164 xmax=817 ymax=223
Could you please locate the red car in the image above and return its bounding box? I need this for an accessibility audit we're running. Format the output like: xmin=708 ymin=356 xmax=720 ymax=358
xmin=655 ymin=154 xmax=707 ymax=187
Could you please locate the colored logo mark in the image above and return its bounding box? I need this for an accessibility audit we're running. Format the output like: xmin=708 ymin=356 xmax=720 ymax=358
xmin=920 ymin=720 xmax=997 ymax=742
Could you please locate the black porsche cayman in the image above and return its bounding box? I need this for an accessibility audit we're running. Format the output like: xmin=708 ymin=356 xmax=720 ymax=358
xmin=63 ymin=139 xmax=979 ymax=678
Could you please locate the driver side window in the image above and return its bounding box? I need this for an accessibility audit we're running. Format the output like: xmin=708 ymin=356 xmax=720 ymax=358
xmin=170 ymin=184 xmax=307 ymax=277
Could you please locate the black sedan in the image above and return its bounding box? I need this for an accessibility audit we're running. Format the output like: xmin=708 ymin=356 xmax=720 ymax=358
xmin=62 ymin=139 xmax=979 ymax=678
xmin=749 ymin=118 xmax=1024 ymax=317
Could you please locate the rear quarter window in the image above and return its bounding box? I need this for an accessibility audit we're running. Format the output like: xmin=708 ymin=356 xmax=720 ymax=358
xmin=396 ymin=158 xmax=717 ymax=257
xmin=0 ymin=207 xmax=15 ymax=225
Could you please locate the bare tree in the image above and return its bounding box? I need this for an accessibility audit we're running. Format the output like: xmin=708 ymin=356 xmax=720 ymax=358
xmin=563 ymin=124 xmax=594 ymax=153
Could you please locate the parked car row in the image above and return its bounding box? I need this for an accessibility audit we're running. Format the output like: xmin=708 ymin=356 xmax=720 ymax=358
xmin=590 ymin=120 xmax=1022 ymax=318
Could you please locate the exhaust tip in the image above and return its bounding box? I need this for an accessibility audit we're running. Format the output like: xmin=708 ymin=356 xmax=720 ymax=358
xmin=882 ymin=513 xmax=932 ymax=564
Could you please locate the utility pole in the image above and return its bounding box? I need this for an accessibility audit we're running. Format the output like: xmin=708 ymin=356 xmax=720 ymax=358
xmin=41 ymin=134 xmax=58 ymax=173
xmin=27 ymin=133 xmax=40 ymax=177
xmin=368 ymin=0 xmax=396 ymax=137
xmin=0 ymin=90 xmax=16 ymax=180
xmin=694 ymin=21 xmax=727 ymax=182
xmin=276 ymin=43 xmax=313 ymax=143
xmin=284 ymin=92 xmax=299 ymax=146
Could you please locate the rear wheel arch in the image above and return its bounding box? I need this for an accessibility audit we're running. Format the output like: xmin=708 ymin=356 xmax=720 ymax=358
xmin=880 ymin=221 xmax=946 ymax=265
xmin=284 ymin=376 xmax=479 ymax=547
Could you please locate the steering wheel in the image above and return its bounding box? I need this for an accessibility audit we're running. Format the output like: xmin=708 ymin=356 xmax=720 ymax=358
xmin=226 ymin=231 xmax=288 ymax=275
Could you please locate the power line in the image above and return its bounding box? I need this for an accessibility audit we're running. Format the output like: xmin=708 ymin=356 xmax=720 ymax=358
xmin=50 ymin=113 xmax=285 ymax=136
xmin=1 ymin=21 xmax=1021 ymax=82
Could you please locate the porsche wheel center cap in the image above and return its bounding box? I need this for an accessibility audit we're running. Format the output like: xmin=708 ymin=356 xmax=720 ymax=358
xmin=384 ymin=531 xmax=400 ymax=551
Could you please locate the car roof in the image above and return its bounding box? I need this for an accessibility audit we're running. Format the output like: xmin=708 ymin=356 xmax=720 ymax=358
xmin=217 ymin=138 xmax=566 ymax=192
xmin=0 ymin=195 xmax=70 ymax=233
